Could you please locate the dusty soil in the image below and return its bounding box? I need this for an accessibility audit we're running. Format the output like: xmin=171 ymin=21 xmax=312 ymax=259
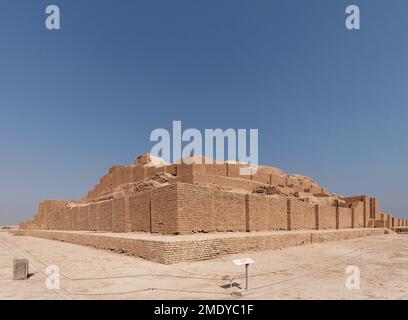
xmin=0 ymin=231 xmax=407 ymax=300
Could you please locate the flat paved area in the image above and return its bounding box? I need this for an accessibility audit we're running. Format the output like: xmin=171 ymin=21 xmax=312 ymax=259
xmin=0 ymin=231 xmax=407 ymax=300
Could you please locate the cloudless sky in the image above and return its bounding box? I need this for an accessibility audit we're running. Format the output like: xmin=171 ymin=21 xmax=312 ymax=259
xmin=0 ymin=0 xmax=407 ymax=225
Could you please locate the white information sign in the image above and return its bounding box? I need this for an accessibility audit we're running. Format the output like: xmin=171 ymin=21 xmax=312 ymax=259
xmin=233 ymin=258 xmax=255 ymax=266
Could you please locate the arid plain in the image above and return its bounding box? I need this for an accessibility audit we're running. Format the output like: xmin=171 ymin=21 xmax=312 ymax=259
xmin=1 ymin=231 xmax=407 ymax=300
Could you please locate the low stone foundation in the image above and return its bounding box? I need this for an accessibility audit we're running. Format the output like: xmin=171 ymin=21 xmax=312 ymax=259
xmin=10 ymin=228 xmax=386 ymax=264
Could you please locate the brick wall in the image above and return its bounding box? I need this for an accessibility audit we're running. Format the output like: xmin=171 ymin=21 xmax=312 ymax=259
xmin=89 ymin=202 xmax=99 ymax=231
xmin=246 ymin=194 xmax=268 ymax=231
xmin=12 ymin=228 xmax=385 ymax=264
xmin=151 ymin=185 xmax=179 ymax=234
xmin=289 ymin=200 xmax=316 ymax=230
xmin=318 ymin=205 xmax=337 ymax=229
xmin=344 ymin=195 xmax=370 ymax=227
xmin=177 ymin=183 xmax=215 ymax=233
xmin=352 ymin=202 xmax=365 ymax=228
xmin=98 ymin=201 xmax=113 ymax=231
xmin=214 ymin=190 xmax=246 ymax=232
xmin=70 ymin=207 xmax=79 ymax=231
xmin=46 ymin=203 xmax=58 ymax=230
xmin=370 ymin=198 xmax=380 ymax=220
xmin=112 ymin=197 xmax=126 ymax=232
xmin=150 ymin=183 xmax=290 ymax=234
xmin=176 ymin=163 xmax=194 ymax=177
xmin=266 ymin=197 xmax=288 ymax=230
xmin=56 ymin=207 xmax=65 ymax=230
xmin=77 ymin=206 xmax=90 ymax=231
xmin=145 ymin=166 xmax=157 ymax=178
xmin=117 ymin=166 xmax=132 ymax=186
xmin=36 ymin=200 xmax=66 ymax=230
xmin=130 ymin=166 xmax=146 ymax=183
xmin=128 ymin=192 xmax=151 ymax=232
xmin=37 ymin=203 xmax=46 ymax=229
xmin=338 ymin=207 xmax=353 ymax=229
xmin=246 ymin=195 xmax=288 ymax=231
xmin=63 ymin=209 xmax=71 ymax=230
xmin=20 ymin=166 xmax=394 ymax=237
xmin=86 ymin=164 xmax=152 ymax=200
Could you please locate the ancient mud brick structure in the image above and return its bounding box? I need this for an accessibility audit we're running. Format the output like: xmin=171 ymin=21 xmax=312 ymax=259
xmin=20 ymin=154 xmax=405 ymax=234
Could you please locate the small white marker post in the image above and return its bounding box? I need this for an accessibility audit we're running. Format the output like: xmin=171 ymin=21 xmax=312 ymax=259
xmin=232 ymin=258 xmax=254 ymax=290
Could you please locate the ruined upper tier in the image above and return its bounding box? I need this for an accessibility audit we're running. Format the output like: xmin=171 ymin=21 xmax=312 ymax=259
xmin=19 ymin=153 xmax=406 ymax=233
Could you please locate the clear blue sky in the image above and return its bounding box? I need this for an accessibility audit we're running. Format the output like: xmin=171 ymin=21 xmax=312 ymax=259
xmin=1 ymin=0 xmax=407 ymax=225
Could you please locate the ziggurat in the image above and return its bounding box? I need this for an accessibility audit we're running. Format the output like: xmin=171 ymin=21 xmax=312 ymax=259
xmin=17 ymin=153 xmax=406 ymax=263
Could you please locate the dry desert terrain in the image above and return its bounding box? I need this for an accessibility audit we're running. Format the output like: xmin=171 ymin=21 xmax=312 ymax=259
xmin=0 ymin=231 xmax=407 ymax=300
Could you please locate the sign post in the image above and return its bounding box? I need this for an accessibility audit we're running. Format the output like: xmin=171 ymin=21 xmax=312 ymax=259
xmin=232 ymin=258 xmax=254 ymax=290
xmin=245 ymin=263 xmax=249 ymax=289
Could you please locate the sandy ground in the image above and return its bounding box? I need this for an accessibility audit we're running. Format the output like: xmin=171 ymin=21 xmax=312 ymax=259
xmin=0 ymin=231 xmax=407 ymax=300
